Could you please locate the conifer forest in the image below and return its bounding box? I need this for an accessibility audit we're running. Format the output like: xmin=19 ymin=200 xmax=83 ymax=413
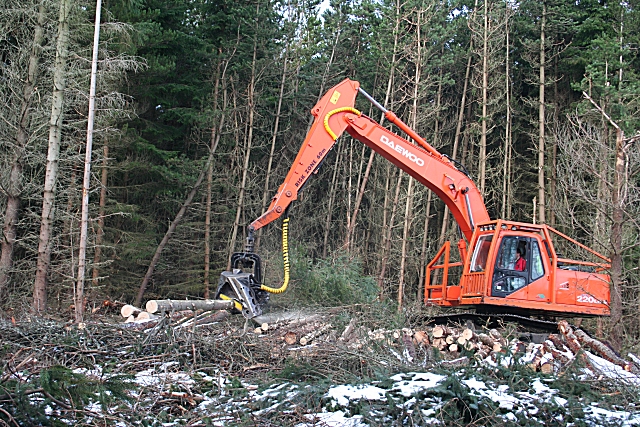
xmin=1 ymin=0 xmax=640 ymax=348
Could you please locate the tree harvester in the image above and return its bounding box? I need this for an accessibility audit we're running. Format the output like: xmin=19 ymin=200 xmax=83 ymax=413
xmin=216 ymin=79 xmax=611 ymax=322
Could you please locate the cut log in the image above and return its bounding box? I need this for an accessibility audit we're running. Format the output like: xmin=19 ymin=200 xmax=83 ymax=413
xmin=414 ymin=330 xmax=429 ymax=346
xmin=135 ymin=311 xmax=157 ymax=321
xmin=548 ymin=334 xmax=570 ymax=353
xmin=477 ymin=333 xmax=494 ymax=347
xmin=492 ymin=342 xmax=503 ymax=352
xmin=457 ymin=336 xmax=467 ymax=346
xmin=445 ymin=335 xmax=455 ymax=345
xmin=558 ymin=321 xmax=582 ymax=354
xmin=542 ymin=340 xmax=570 ymax=364
xmin=432 ymin=338 xmax=445 ymax=350
xmin=540 ymin=362 xmax=554 ymax=374
xmin=448 ymin=343 xmax=459 ymax=352
xmin=339 ymin=318 xmax=357 ymax=342
xmin=121 ymin=304 xmax=141 ymax=318
xmin=146 ymin=299 xmax=234 ymax=314
xmin=300 ymin=323 xmax=332 ymax=346
xmin=124 ymin=315 xmax=135 ymax=323
xmin=432 ymin=325 xmax=446 ymax=338
xmin=475 ymin=347 xmax=489 ymax=360
xmin=261 ymin=323 xmax=269 ymax=332
xmin=284 ymin=331 xmax=297 ymax=345
xmin=253 ymin=309 xmax=320 ymax=326
xmin=461 ymin=328 xmax=475 ymax=341
xmin=574 ymin=328 xmax=639 ymax=374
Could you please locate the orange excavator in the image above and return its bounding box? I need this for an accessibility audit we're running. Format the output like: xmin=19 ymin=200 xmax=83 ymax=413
xmin=217 ymin=79 xmax=611 ymax=321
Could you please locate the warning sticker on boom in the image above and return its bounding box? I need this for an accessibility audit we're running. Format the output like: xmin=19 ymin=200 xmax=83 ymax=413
xmin=330 ymin=90 xmax=341 ymax=104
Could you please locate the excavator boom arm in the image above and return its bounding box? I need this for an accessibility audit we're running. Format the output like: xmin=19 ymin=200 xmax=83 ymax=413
xmin=250 ymin=79 xmax=490 ymax=242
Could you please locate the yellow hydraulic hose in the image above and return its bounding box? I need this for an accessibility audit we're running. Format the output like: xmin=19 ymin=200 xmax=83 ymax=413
xmin=219 ymin=293 xmax=243 ymax=311
xmin=324 ymin=107 xmax=362 ymax=140
xmin=260 ymin=217 xmax=290 ymax=294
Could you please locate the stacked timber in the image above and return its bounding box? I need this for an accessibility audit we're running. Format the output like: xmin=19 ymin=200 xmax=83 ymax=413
xmin=119 ymin=299 xmax=232 ymax=330
xmin=114 ymin=303 xmax=639 ymax=379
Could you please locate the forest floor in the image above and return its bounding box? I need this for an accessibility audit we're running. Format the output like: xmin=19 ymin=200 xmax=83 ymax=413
xmin=1 ymin=304 xmax=640 ymax=426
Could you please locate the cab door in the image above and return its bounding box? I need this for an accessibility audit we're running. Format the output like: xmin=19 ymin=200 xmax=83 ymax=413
xmin=491 ymin=235 xmax=547 ymax=298
xmin=492 ymin=236 xmax=530 ymax=297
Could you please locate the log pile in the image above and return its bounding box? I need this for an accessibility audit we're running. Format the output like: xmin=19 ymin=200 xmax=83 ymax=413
xmin=116 ymin=303 xmax=638 ymax=379
xmin=119 ymin=302 xmax=230 ymax=329
xmin=251 ymin=317 xmax=638 ymax=378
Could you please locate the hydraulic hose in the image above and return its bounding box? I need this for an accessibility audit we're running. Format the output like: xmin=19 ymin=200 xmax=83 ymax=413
xmin=219 ymin=293 xmax=243 ymax=311
xmin=260 ymin=217 xmax=290 ymax=294
xmin=324 ymin=107 xmax=362 ymax=140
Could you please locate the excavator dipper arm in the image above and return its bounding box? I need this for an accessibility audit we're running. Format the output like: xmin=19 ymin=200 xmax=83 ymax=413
xmin=250 ymin=78 xmax=490 ymax=242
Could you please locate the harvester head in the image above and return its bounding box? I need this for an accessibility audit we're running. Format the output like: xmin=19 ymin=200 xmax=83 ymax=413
xmin=215 ymin=236 xmax=269 ymax=319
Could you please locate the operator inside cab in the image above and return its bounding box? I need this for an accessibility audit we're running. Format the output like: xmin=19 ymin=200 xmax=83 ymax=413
xmin=514 ymin=245 xmax=526 ymax=271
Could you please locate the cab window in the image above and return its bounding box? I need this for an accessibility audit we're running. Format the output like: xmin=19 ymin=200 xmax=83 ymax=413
xmin=496 ymin=237 xmax=519 ymax=270
xmin=470 ymin=235 xmax=493 ymax=272
xmin=531 ymin=241 xmax=545 ymax=280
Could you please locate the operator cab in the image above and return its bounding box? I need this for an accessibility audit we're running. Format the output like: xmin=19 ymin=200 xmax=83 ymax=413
xmin=490 ymin=236 xmax=545 ymax=297
xmin=468 ymin=230 xmax=548 ymax=299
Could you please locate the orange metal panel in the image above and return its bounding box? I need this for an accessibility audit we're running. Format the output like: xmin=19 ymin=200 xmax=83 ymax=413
xmin=461 ymin=273 xmax=486 ymax=296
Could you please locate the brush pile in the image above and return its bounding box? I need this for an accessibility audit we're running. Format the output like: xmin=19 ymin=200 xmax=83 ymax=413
xmin=122 ymin=305 xmax=639 ymax=379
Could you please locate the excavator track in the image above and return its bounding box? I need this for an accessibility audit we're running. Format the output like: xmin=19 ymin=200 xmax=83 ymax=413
xmin=428 ymin=312 xmax=558 ymax=331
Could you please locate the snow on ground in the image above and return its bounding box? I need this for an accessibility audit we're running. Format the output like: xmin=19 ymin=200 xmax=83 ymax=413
xmin=50 ymin=332 xmax=640 ymax=425
xmin=193 ymin=366 xmax=640 ymax=426
xmin=585 ymin=351 xmax=640 ymax=386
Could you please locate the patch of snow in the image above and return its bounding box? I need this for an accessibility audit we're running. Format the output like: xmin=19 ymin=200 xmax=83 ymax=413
xmin=585 ymin=351 xmax=640 ymax=386
xmin=390 ymin=372 xmax=446 ymax=397
xmin=326 ymin=384 xmax=387 ymax=407
xmin=531 ymin=379 xmax=550 ymax=394
xmin=299 ymin=410 xmax=367 ymax=427
xmin=462 ymin=377 xmax=487 ymax=390
xmin=586 ymin=405 xmax=640 ymax=425
xmin=134 ymin=367 xmax=195 ymax=387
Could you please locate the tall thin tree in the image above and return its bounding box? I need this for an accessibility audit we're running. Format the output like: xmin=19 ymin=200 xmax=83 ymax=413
xmin=34 ymin=0 xmax=72 ymax=311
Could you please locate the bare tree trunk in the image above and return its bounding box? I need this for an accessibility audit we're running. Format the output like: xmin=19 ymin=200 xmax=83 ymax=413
xmin=461 ymin=86 xmax=474 ymax=170
xmin=479 ymin=0 xmax=489 ymax=194
xmin=376 ymin=164 xmax=393 ymax=276
xmin=0 ymin=4 xmax=45 ymax=296
xmin=537 ymin=1 xmax=546 ymax=224
xmin=609 ymin=17 xmax=627 ymax=349
xmin=76 ymin=0 xmax=103 ymax=322
xmin=91 ymin=143 xmax=108 ymax=288
xmin=398 ymin=177 xmax=413 ymax=311
xmin=34 ymin=0 xmax=72 ymax=312
xmin=227 ymin=28 xmax=259 ymax=268
xmin=417 ymin=191 xmax=433 ymax=300
xmin=609 ymin=127 xmax=625 ymax=351
xmin=345 ymin=140 xmax=354 ymax=245
xmin=377 ymin=172 xmax=403 ymax=298
xmin=501 ymin=4 xmax=511 ymax=219
xmin=549 ymin=56 xmax=559 ymax=227
xmin=204 ymin=58 xmax=225 ymax=299
xmin=322 ymin=143 xmax=344 ymax=258
xmin=437 ymin=47 xmax=473 ymax=248
xmin=344 ymin=0 xmax=400 ymax=250
xmin=257 ymin=58 xmax=288 ymax=249
xmin=400 ymin=25 xmax=422 ymax=308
